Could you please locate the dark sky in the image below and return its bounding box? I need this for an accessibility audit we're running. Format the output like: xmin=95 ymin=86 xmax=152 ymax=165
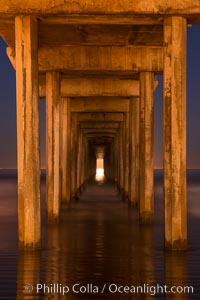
xmin=0 ymin=25 xmax=200 ymax=169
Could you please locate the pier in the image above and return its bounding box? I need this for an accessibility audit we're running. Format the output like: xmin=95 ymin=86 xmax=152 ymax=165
xmin=0 ymin=0 xmax=199 ymax=250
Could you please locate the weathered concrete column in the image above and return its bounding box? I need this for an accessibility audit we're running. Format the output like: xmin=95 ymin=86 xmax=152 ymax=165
xmin=80 ymin=134 xmax=86 ymax=186
xmin=119 ymin=122 xmax=124 ymax=190
xmin=83 ymin=136 xmax=88 ymax=182
xmin=163 ymin=17 xmax=187 ymax=250
xmin=124 ymin=112 xmax=130 ymax=197
xmin=59 ymin=100 xmax=63 ymax=198
xmin=139 ymin=72 xmax=154 ymax=224
xmin=113 ymin=132 xmax=119 ymax=184
xmin=77 ymin=128 xmax=83 ymax=189
xmin=116 ymin=130 xmax=121 ymax=185
xmin=46 ymin=72 xmax=60 ymax=222
xmin=15 ymin=16 xmax=41 ymax=247
xmin=61 ymin=98 xmax=71 ymax=204
xmin=129 ymin=97 xmax=140 ymax=205
xmin=110 ymin=142 xmax=115 ymax=179
xmin=71 ymin=113 xmax=78 ymax=198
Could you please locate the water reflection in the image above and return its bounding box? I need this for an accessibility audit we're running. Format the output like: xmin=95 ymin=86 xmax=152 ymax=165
xmin=16 ymin=201 xmax=156 ymax=299
xmin=1 ymin=171 xmax=200 ymax=299
xmin=44 ymin=224 xmax=62 ymax=300
xmin=138 ymin=226 xmax=155 ymax=299
xmin=17 ymin=250 xmax=40 ymax=299
xmin=164 ymin=252 xmax=188 ymax=300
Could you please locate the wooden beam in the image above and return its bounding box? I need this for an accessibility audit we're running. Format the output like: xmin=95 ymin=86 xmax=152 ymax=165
xmin=83 ymin=129 xmax=117 ymax=134
xmin=86 ymin=133 xmax=115 ymax=139
xmin=71 ymin=98 xmax=129 ymax=113
xmin=0 ymin=1 xmax=199 ymax=24
xmin=39 ymin=78 xmax=156 ymax=98
xmin=88 ymin=138 xmax=114 ymax=145
xmin=6 ymin=47 xmax=15 ymax=69
xmin=39 ymin=78 xmax=139 ymax=98
xmin=1 ymin=22 xmax=163 ymax=50
xmin=0 ymin=21 xmax=15 ymax=48
xmin=38 ymin=15 xmax=163 ymax=25
xmin=38 ymin=24 xmax=163 ymax=47
xmin=77 ymin=112 xmax=124 ymax=122
xmin=80 ymin=122 xmax=119 ymax=129
xmin=86 ymin=132 xmax=116 ymax=136
xmin=6 ymin=45 xmax=164 ymax=73
xmin=38 ymin=46 xmax=163 ymax=72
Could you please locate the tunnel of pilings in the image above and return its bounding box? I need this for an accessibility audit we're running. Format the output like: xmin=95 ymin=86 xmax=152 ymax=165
xmin=0 ymin=0 xmax=197 ymax=250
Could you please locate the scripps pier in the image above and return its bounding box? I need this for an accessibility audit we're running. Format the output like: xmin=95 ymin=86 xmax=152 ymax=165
xmin=1 ymin=0 xmax=200 ymax=250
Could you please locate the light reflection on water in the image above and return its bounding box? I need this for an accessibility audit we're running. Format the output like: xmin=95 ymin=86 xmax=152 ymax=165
xmin=0 ymin=171 xmax=200 ymax=299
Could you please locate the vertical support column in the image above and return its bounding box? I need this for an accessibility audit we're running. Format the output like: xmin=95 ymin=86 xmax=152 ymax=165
xmin=113 ymin=132 xmax=118 ymax=184
xmin=15 ymin=16 xmax=41 ymax=247
xmin=124 ymin=112 xmax=130 ymax=197
xmin=85 ymin=137 xmax=89 ymax=181
xmin=81 ymin=134 xmax=86 ymax=186
xmin=71 ymin=113 xmax=78 ymax=198
xmin=119 ymin=122 xmax=124 ymax=191
xmin=61 ymin=98 xmax=71 ymax=204
xmin=129 ymin=97 xmax=140 ymax=205
xmin=110 ymin=142 xmax=114 ymax=180
xmin=139 ymin=72 xmax=154 ymax=224
xmin=80 ymin=131 xmax=85 ymax=186
xmin=77 ymin=128 xmax=83 ymax=190
xmin=116 ymin=130 xmax=120 ymax=185
xmin=46 ymin=72 xmax=60 ymax=222
xmin=83 ymin=136 xmax=88 ymax=182
xmin=60 ymin=100 xmax=63 ymax=199
xmin=163 ymin=17 xmax=187 ymax=250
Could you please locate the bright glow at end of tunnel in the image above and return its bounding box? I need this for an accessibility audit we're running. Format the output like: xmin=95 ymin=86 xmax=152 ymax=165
xmin=95 ymin=168 xmax=104 ymax=181
xmin=95 ymin=158 xmax=104 ymax=182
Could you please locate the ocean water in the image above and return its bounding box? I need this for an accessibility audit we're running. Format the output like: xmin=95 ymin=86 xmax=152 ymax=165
xmin=0 ymin=170 xmax=199 ymax=299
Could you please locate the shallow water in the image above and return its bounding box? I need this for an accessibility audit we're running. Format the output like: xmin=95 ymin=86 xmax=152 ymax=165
xmin=0 ymin=170 xmax=200 ymax=299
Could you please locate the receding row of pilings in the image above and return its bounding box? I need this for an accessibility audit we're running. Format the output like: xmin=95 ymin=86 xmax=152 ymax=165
xmin=14 ymin=15 xmax=186 ymax=250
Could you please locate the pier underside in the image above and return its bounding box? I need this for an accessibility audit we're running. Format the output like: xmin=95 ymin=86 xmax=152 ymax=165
xmin=0 ymin=0 xmax=193 ymax=250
